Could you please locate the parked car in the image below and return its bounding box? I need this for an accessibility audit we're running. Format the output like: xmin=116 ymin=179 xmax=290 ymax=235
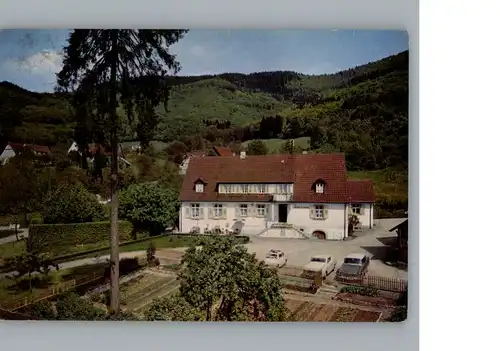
xmin=263 ymin=249 xmax=287 ymax=268
xmin=336 ymin=253 xmax=370 ymax=278
xmin=304 ymin=254 xmax=337 ymax=279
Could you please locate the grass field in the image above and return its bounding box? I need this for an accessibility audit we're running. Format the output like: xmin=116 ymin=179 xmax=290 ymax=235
xmin=242 ymin=137 xmax=310 ymax=153
xmin=0 ymin=235 xmax=204 ymax=269
xmin=347 ymin=169 xmax=408 ymax=203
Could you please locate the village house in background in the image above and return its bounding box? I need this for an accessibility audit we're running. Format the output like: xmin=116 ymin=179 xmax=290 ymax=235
xmin=179 ymin=151 xmax=375 ymax=240
xmin=179 ymin=145 xmax=235 ymax=175
xmin=0 ymin=142 xmax=52 ymax=165
xmin=67 ymin=141 xmax=131 ymax=169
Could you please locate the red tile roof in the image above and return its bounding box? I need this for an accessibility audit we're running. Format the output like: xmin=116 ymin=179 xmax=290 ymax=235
xmin=180 ymin=153 xmax=351 ymax=203
xmin=7 ymin=142 xmax=51 ymax=154
xmin=213 ymin=146 xmax=234 ymax=157
xmin=347 ymin=179 xmax=375 ymax=203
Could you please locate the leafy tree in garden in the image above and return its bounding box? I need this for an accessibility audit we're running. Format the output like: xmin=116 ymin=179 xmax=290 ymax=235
xmin=246 ymin=139 xmax=268 ymax=155
xmin=119 ymin=182 xmax=179 ymax=236
xmin=42 ymin=182 xmax=106 ymax=224
xmin=0 ymin=153 xmax=42 ymax=240
xmin=55 ymin=293 xmax=106 ymax=321
xmin=145 ymin=294 xmax=203 ymax=321
xmin=165 ymin=140 xmax=189 ymax=165
xmin=28 ymin=300 xmax=57 ymax=320
xmin=145 ymin=237 xmax=289 ymax=321
xmin=279 ymin=139 xmax=302 ymax=155
xmin=4 ymin=252 xmax=59 ymax=295
xmin=57 ymin=29 xmax=188 ymax=315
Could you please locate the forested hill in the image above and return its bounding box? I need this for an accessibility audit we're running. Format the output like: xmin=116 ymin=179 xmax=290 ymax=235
xmin=0 ymin=50 xmax=408 ymax=171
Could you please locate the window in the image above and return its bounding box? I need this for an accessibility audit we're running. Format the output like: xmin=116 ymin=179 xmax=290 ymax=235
xmin=191 ymin=203 xmax=201 ymax=218
xmin=195 ymin=183 xmax=204 ymax=193
xmin=257 ymin=184 xmax=266 ymax=193
xmin=239 ymin=204 xmax=248 ymax=217
xmin=241 ymin=184 xmax=249 ymax=193
xmin=351 ymin=204 xmax=361 ymax=214
xmin=315 ymin=183 xmax=324 ymax=194
xmin=277 ymin=184 xmax=288 ymax=194
xmin=214 ymin=204 xmax=223 ymax=217
xmin=315 ymin=205 xmax=324 ymax=219
xmin=257 ymin=204 xmax=266 ymax=217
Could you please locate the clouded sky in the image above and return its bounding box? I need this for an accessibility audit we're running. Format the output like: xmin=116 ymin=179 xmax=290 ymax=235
xmin=0 ymin=29 xmax=408 ymax=93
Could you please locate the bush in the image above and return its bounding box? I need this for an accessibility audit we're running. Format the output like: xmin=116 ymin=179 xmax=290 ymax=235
xmin=119 ymin=182 xmax=179 ymax=236
xmin=28 ymin=221 xmax=133 ymax=255
xmin=339 ymin=285 xmax=380 ymax=297
xmin=42 ymin=183 xmax=106 ymax=224
xmin=29 ymin=212 xmax=44 ymax=225
xmin=104 ymin=257 xmax=142 ymax=278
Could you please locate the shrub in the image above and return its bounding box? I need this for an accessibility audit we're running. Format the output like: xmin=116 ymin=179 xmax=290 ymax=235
xmin=42 ymin=183 xmax=106 ymax=224
xmin=104 ymin=257 xmax=142 ymax=278
xmin=119 ymin=182 xmax=179 ymax=236
xmin=339 ymin=285 xmax=380 ymax=297
xmin=28 ymin=221 xmax=133 ymax=255
xmin=29 ymin=212 xmax=44 ymax=225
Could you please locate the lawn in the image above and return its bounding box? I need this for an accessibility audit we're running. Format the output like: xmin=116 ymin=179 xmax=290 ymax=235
xmin=242 ymin=137 xmax=311 ymax=153
xmin=0 ymin=262 xmax=108 ymax=306
xmin=0 ymin=240 xmax=27 ymax=263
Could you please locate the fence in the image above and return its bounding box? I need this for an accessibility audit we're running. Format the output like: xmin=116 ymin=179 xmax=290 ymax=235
xmin=0 ymin=272 xmax=104 ymax=311
xmin=278 ymin=265 xmax=322 ymax=294
xmin=335 ymin=274 xmax=407 ymax=292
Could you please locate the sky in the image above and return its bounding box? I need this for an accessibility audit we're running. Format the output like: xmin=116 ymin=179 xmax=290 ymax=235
xmin=0 ymin=29 xmax=408 ymax=93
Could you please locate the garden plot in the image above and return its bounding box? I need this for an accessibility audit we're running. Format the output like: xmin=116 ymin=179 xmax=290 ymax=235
xmin=285 ymin=298 xmax=382 ymax=322
xmin=119 ymin=271 xmax=180 ymax=315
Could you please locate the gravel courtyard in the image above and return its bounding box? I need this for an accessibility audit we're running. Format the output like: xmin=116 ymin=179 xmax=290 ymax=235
xmin=244 ymin=218 xmax=408 ymax=280
xmin=161 ymin=218 xmax=408 ymax=280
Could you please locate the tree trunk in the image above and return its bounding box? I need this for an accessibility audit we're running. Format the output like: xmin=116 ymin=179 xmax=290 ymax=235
xmin=14 ymin=217 xmax=19 ymax=241
xmin=108 ymin=29 xmax=120 ymax=316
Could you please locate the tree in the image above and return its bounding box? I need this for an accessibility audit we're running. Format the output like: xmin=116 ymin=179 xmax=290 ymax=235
xmin=0 ymin=153 xmax=42 ymax=240
xmin=119 ymin=182 xmax=179 ymax=236
xmin=148 ymin=237 xmax=289 ymax=321
xmin=348 ymin=214 xmax=360 ymax=236
xmin=4 ymin=252 xmax=59 ymax=296
xmin=146 ymin=242 xmax=159 ymax=267
xmin=279 ymin=139 xmax=302 ymax=155
xmin=246 ymin=139 xmax=268 ymax=155
xmin=57 ymin=29 xmax=188 ymax=315
xmin=165 ymin=140 xmax=189 ymax=165
xmin=42 ymin=182 xmax=106 ymax=224
xmin=145 ymin=294 xmax=203 ymax=321
xmin=55 ymin=293 xmax=106 ymax=321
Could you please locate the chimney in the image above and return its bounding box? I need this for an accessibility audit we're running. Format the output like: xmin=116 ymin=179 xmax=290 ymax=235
xmin=240 ymin=151 xmax=246 ymax=159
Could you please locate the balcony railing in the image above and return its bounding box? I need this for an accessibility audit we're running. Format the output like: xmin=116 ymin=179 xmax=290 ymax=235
xmin=273 ymin=194 xmax=293 ymax=202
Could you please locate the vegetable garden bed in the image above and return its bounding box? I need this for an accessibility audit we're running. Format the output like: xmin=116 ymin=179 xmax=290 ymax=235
xmin=333 ymin=292 xmax=398 ymax=308
xmin=285 ymin=298 xmax=382 ymax=322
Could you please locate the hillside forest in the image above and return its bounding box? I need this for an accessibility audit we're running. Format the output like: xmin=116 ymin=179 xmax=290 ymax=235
xmin=0 ymin=50 xmax=408 ymax=218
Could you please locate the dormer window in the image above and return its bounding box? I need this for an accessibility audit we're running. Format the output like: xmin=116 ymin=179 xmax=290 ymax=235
xmin=316 ymin=183 xmax=324 ymax=193
xmin=313 ymin=179 xmax=326 ymax=194
xmin=194 ymin=178 xmax=207 ymax=193
xmin=195 ymin=183 xmax=204 ymax=193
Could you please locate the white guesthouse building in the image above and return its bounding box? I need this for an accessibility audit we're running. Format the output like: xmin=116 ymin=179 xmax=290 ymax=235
xmin=179 ymin=152 xmax=375 ymax=240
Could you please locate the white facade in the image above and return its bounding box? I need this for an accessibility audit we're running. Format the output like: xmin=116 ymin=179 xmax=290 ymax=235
xmin=349 ymin=203 xmax=375 ymax=229
xmin=179 ymin=201 xmax=351 ymax=240
xmin=0 ymin=145 xmax=15 ymax=165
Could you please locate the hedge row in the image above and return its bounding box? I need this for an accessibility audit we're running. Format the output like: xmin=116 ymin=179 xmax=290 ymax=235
xmin=28 ymin=221 xmax=134 ymax=255
xmin=46 ymin=233 xmax=250 ymax=263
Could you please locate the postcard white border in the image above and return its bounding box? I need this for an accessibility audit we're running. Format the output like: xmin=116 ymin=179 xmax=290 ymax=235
xmin=0 ymin=1 xmax=419 ymax=351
